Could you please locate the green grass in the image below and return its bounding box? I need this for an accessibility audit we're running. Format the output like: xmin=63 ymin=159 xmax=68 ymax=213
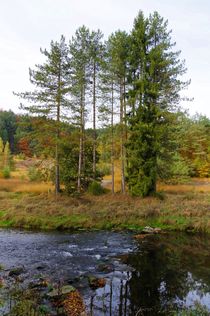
xmin=0 ymin=219 xmax=14 ymax=227
xmin=0 ymin=190 xmax=209 ymax=233
xmin=0 ymin=210 xmax=7 ymax=217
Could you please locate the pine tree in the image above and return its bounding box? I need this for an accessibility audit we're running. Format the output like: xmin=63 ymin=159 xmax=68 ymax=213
xmin=127 ymin=11 xmax=187 ymax=196
xmin=98 ymin=78 xmax=115 ymax=192
xmin=15 ymin=36 xmax=71 ymax=194
xmin=69 ymin=26 xmax=92 ymax=191
xmin=89 ymin=30 xmax=104 ymax=179
xmin=107 ymin=31 xmax=130 ymax=193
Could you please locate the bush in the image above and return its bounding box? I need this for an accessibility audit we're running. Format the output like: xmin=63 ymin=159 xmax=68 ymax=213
xmin=97 ymin=163 xmax=111 ymax=176
xmin=3 ymin=166 xmax=11 ymax=179
xmin=88 ymin=181 xmax=105 ymax=195
xmin=15 ymin=153 xmax=26 ymax=160
xmin=28 ymin=167 xmax=42 ymax=182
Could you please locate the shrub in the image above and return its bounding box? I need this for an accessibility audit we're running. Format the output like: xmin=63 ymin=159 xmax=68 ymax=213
xmin=152 ymin=191 xmax=165 ymax=200
xmin=170 ymin=153 xmax=191 ymax=183
xmin=2 ymin=166 xmax=11 ymax=179
xmin=28 ymin=167 xmax=42 ymax=182
xmin=15 ymin=153 xmax=26 ymax=160
xmin=88 ymin=181 xmax=105 ymax=195
xmin=97 ymin=163 xmax=111 ymax=176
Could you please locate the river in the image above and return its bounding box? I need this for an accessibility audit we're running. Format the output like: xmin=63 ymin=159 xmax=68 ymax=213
xmin=0 ymin=229 xmax=210 ymax=315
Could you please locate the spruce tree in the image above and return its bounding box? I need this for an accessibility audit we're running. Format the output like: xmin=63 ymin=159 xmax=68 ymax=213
xmin=127 ymin=11 xmax=187 ymax=196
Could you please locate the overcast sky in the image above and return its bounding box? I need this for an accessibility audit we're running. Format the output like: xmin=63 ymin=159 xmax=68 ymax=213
xmin=1 ymin=0 xmax=210 ymax=117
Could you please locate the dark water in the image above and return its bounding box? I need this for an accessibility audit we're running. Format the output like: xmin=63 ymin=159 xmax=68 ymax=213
xmin=0 ymin=229 xmax=210 ymax=315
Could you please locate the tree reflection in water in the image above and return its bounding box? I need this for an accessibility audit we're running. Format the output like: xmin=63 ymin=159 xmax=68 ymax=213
xmin=88 ymin=233 xmax=210 ymax=316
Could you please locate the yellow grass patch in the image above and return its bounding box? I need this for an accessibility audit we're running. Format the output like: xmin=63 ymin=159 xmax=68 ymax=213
xmin=103 ymin=161 xmax=123 ymax=192
xmin=0 ymin=157 xmax=54 ymax=193
xmin=0 ymin=178 xmax=53 ymax=193
xmin=158 ymin=178 xmax=210 ymax=193
xmin=103 ymin=161 xmax=210 ymax=194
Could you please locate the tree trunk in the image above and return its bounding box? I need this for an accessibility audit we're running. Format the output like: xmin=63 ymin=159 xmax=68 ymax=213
xmin=92 ymin=60 xmax=96 ymax=179
xmin=123 ymin=76 xmax=128 ymax=171
xmin=55 ymin=65 xmax=61 ymax=195
xmin=77 ymin=129 xmax=82 ymax=192
xmin=77 ymin=87 xmax=84 ymax=192
xmin=55 ymin=142 xmax=60 ymax=195
xmin=120 ymin=80 xmax=125 ymax=194
xmin=111 ymin=81 xmax=115 ymax=194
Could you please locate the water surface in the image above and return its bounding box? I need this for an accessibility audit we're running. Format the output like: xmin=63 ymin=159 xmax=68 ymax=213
xmin=0 ymin=229 xmax=210 ymax=315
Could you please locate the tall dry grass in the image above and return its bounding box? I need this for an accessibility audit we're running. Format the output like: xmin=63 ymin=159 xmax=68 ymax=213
xmin=0 ymin=157 xmax=54 ymax=193
xmin=158 ymin=181 xmax=210 ymax=193
xmin=0 ymin=157 xmax=209 ymax=232
xmin=0 ymin=189 xmax=209 ymax=232
xmin=0 ymin=178 xmax=54 ymax=193
xmin=103 ymin=161 xmax=210 ymax=194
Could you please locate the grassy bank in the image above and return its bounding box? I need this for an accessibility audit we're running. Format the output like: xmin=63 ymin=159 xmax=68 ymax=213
xmin=0 ymin=189 xmax=209 ymax=233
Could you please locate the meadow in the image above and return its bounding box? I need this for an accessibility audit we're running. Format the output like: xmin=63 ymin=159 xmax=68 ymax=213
xmin=0 ymin=158 xmax=209 ymax=233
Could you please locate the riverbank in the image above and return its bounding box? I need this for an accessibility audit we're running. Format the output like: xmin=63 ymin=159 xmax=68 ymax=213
xmin=0 ymin=190 xmax=209 ymax=233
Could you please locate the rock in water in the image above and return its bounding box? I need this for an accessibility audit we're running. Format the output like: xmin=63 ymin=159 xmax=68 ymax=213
xmin=8 ymin=266 xmax=26 ymax=277
xmin=142 ymin=226 xmax=161 ymax=234
xmin=48 ymin=285 xmax=76 ymax=298
xmin=88 ymin=276 xmax=106 ymax=289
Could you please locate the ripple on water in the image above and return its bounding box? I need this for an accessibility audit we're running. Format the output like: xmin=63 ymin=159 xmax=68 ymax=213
xmin=62 ymin=251 xmax=73 ymax=257
xmin=0 ymin=230 xmax=210 ymax=315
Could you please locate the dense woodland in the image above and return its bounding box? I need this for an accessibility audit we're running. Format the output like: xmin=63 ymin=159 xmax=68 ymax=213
xmin=1 ymin=11 xmax=210 ymax=196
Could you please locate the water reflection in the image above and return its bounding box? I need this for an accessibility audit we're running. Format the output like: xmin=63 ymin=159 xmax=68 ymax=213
xmin=88 ymin=233 xmax=210 ymax=315
xmin=0 ymin=230 xmax=209 ymax=315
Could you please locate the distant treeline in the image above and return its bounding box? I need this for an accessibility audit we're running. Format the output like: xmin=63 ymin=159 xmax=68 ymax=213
xmin=0 ymin=109 xmax=209 ymax=180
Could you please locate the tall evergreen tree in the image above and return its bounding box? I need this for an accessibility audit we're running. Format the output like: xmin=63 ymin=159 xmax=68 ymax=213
xmin=107 ymin=31 xmax=130 ymax=193
xmin=15 ymin=36 xmax=70 ymax=194
xmin=89 ymin=30 xmax=104 ymax=179
xmin=98 ymin=41 xmax=117 ymax=193
xmin=127 ymin=11 xmax=187 ymax=196
xmin=0 ymin=110 xmax=17 ymax=153
xmin=69 ymin=26 xmax=92 ymax=191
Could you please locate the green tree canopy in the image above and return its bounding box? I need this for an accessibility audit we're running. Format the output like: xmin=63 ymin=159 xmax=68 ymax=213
xmin=15 ymin=35 xmax=71 ymax=193
xmin=126 ymin=11 xmax=188 ymax=196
